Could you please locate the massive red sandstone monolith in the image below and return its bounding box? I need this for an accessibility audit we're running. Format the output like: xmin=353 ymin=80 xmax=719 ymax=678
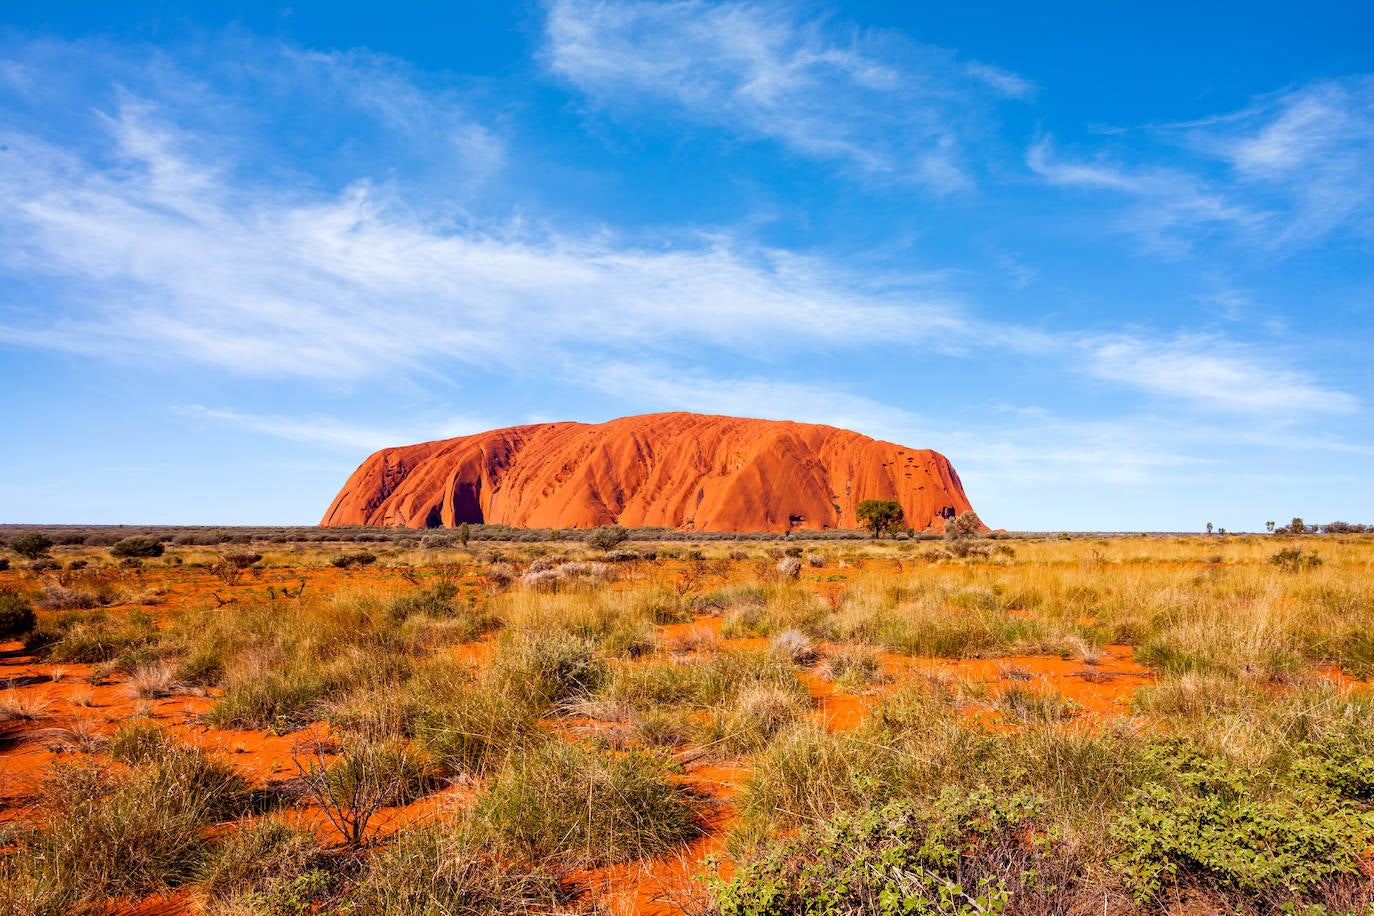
xmin=321 ymin=412 xmax=978 ymax=533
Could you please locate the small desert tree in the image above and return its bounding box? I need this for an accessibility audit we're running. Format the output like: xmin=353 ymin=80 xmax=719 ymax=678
xmin=943 ymin=511 xmax=985 ymax=556
xmin=458 ymin=522 xmax=472 ymax=547
xmin=292 ymin=735 xmax=430 ymax=848
xmin=855 ymin=500 xmax=904 ymax=539
xmin=587 ymin=525 xmax=630 ymax=552
xmin=10 ymin=532 xmax=52 ymax=560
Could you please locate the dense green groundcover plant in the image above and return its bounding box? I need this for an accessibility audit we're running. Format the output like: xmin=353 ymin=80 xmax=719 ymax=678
xmin=716 ymin=740 xmax=1374 ymax=915
xmin=1110 ymin=746 xmax=1374 ymax=905
xmin=712 ymin=789 xmax=1082 ymax=916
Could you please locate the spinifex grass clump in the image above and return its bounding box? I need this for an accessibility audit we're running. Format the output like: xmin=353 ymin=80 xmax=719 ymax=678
xmin=208 ymin=653 xmax=359 ymax=731
xmin=699 ymin=685 xmax=811 ymax=755
xmin=472 ymin=740 xmax=702 ymax=867
xmin=343 ymin=825 xmax=572 ymax=916
xmin=819 ymin=645 xmax=887 ymax=687
xmin=198 ymin=818 xmax=331 ymax=916
xmin=25 ymin=608 xmax=158 ymax=663
xmin=0 ymin=740 xmax=252 ymax=909
xmin=485 ymin=631 xmax=605 ymax=712
xmin=197 ymin=590 xmax=425 ymax=731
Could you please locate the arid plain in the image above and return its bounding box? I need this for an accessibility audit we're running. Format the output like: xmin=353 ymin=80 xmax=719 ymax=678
xmin=2 ymin=527 xmax=1372 ymax=915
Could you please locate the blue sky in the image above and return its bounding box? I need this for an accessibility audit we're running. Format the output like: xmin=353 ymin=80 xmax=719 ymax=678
xmin=1 ymin=1 xmax=1370 ymax=530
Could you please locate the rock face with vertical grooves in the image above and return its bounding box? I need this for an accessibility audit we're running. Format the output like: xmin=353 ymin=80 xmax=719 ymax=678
xmin=321 ymin=412 xmax=978 ymax=533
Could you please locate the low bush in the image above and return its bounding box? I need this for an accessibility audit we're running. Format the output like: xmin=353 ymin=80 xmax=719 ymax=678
xmin=293 ymin=735 xmax=436 ymax=847
xmin=111 ymin=535 xmax=165 ymax=559
xmin=331 ymin=551 xmax=377 ymax=569
xmin=1271 ymin=547 xmax=1322 ymax=572
xmin=0 ymin=590 xmax=36 ymax=638
xmin=1111 ymin=747 xmax=1374 ymax=906
xmin=222 ymin=550 xmax=262 ymax=569
xmin=10 ymin=532 xmax=52 ymax=560
xmin=715 ymin=789 xmax=1087 ymax=915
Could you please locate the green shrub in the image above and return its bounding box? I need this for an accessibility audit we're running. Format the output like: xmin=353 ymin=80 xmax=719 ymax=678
xmin=111 ymin=535 xmax=165 ymax=559
xmin=10 ymin=532 xmax=52 ymax=560
xmin=586 ymin=524 xmax=630 ymax=552
xmin=331 ymin=551 xmax=377 ymax=568
xmin=1110 ymin=748 xmax=1373 ymax=904
xmin=1271 ymin=547 xmax=1322 ymax=572
xmin=472 ymin=741 xmax=701 ymax=867
xmin=715 ymin=789 xmax=1084 ymax=915
xmin=0 ymin=590 xmax=36 ymax=638
xmin=1294 ymin=739 xmax=1374 ymax=802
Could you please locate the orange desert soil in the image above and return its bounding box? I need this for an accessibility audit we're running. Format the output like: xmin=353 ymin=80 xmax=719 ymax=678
xmin=322 ymin=411 xmax=977 ymax=533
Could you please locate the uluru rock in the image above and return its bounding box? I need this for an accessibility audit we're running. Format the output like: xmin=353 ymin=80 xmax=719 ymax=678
xmin=321 ymin=412 xmax=979 ymax=533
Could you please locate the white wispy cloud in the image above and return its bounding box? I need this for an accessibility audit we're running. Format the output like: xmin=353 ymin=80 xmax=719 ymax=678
xmin=0 ymin=37 xmax=1357 ymax=431
xmin=1028 ymin=75 xmax=1374 ymax=250
xmin=1026 ymin=138 xmax=1270 ymax=252
xmin=178 ymin=406 xmax=490 ymax=452
xmin=1212 ymin=77 xmax=1374 ymax=243
xmin=542 ymin=0 xmax=1028 ymax=191
xmin=1082 ymin=334 xmax=1359 ymax=415
xmin=0 ymin=102 xmax=970 ymax=380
